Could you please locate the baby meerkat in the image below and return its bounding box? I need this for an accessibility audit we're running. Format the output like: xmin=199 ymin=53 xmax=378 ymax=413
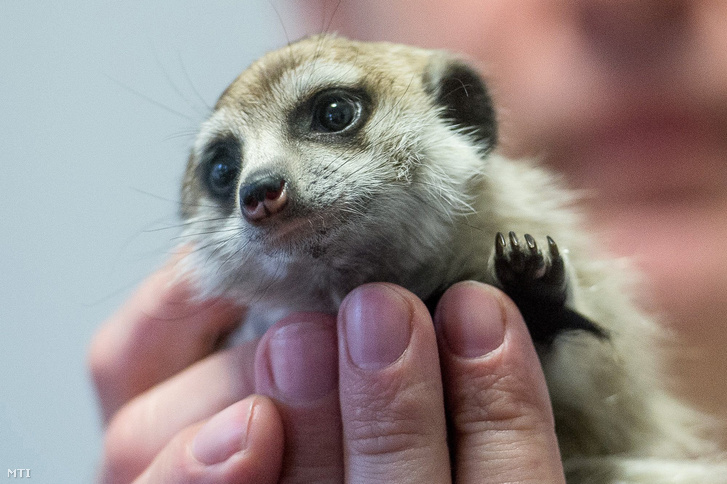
xmin=179 ymin=35 xmax=725 ymax=482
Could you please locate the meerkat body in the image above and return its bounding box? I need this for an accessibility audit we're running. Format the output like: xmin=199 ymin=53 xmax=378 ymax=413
xmin=179 ymin=35 xmax=725 ymax=482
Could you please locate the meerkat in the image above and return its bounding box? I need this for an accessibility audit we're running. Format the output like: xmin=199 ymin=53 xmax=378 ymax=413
xmin=178 ymin=35 xmax=726 ymax=482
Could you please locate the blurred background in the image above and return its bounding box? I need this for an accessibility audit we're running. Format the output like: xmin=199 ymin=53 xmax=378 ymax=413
xmin=0 ymin=1 xmax=312 ymax=481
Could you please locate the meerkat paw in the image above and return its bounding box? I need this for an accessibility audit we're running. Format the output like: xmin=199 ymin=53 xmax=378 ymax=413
xmin=495 ymin=232 xmax=566 ymax=304
xmin=494 ymin=232 xmax=606 ymax=344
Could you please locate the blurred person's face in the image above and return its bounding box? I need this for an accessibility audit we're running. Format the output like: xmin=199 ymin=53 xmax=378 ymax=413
xmin=323 ymin=0 xmax=727 ymax=204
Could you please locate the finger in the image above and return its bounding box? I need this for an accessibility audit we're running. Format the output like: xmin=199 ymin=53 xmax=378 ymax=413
xmin=89 ymin=247 xmax=246 ymax=421
xmin=101 ymin=339 xmax=259 ymax=482
xmin=127 ymin=396 xmax=283 ymax=484
xmin=338 ymin=283 xmax=450 ymax=483
xmin=254 ymin=312 xmax=343 ymax=482
xmin=434 ymin=281 xmax=565 ymax=483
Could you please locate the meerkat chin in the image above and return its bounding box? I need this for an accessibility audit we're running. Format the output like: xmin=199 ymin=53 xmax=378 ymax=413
xmin=178 ymin=35 xmax=726 ymax=482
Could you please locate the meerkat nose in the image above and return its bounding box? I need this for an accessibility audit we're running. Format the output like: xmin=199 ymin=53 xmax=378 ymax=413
xmin=239 ymin=172 xmax=288 ymax=222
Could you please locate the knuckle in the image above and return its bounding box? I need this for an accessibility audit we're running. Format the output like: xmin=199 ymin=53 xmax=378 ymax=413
xmin=345 ymin=382 xmax=436 ymax=457
xmin=101 ymin=397 xmax=170 ymax=483
xmin=101 ymin=412 xmax=146 ymax=483
xmin=452 ymin=372 xmax=552 ymax=435
xmin=103 ymin=420 xmax=205 ymax=484
xmin=347 ymin=416 xmax=430 ymax=457
xmin=87 ymin=310 xmax=165 ymax=394
xmin=88 ymin=307 xmax=153 ymax=388
xmin=87 ymin=324 xmax=120 ymax=388
xmin=105 ymin=399 xmax=154 ymax=461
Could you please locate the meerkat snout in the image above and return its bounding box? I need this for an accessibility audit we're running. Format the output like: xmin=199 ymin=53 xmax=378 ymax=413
xmin=239 ymin=171 xmax=289 ymax=222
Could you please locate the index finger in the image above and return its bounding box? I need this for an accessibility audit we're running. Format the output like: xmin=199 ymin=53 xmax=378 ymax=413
xmin=89 ymin=247 xmax=246 ymax=421
xmin=435 ymin=282 xmax=565 ymax=483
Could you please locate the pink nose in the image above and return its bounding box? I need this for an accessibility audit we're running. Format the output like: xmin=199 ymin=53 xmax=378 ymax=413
xmin=240 ymin=174 xmax=288 ymax=222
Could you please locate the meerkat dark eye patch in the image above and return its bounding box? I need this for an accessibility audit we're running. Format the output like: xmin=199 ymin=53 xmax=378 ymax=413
xmin=199 ymin=137 xmax=242 ymax=203
xmin=425 ymin=59 xmax=498 ymax=152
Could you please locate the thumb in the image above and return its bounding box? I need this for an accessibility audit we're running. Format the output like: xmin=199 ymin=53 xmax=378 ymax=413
xmin=128 ymin=396 xmax=283 ymax=484
xmin=434 ymin=282 xmax=565 ymax=483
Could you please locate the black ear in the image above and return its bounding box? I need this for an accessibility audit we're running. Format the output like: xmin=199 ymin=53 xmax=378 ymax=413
xmin=424 ymin=57 xmax=497 ymax=153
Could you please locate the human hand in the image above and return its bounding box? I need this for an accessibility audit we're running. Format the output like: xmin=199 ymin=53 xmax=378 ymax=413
xmin=90 ymin=254 xmax=565 ymax=482
xmin=89 ymin=252 xmax=285 ymax=483
xmin=252 ymin=281 xmax=566 ymax=482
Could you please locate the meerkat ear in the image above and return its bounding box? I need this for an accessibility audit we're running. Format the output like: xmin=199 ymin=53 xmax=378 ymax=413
xmin=424 ymin=55 xmax=498 ymax=152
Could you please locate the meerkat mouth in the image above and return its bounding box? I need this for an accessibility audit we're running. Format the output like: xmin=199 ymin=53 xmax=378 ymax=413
xmin=266 ymin=216 xmax=318 ymax=243
xmin=249 ymin=210 xmax=341 ymax=256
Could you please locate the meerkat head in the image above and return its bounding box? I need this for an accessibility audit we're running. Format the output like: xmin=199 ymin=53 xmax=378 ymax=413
xmin=180 ymin=35 xmax=497 ymax=303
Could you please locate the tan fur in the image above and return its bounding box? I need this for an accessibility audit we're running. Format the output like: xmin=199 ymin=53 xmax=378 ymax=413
xmin=179 ymin=35 xmax=726 ymax=482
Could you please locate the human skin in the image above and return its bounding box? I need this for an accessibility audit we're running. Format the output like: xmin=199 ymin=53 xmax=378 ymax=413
xmin=89 ymin=254 xmax=565 ymax=483
xmin=316 ymin=0 xmax=727 ymax=421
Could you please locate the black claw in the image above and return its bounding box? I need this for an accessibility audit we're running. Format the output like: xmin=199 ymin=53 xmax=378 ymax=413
xmin=508 ymin=231 xmax=520 ymax=249
xmin=543 ymin=237 xmax=565 ymax=288
xmin=524 ymin=233 xmax=537 ymax=253
xmin=508 ymin=232 xmax=527 ymax=272
xmin=495 ymin=232 xmax=506 ymax=257
xmin=547 ymin=236 xmax=559 ymax=258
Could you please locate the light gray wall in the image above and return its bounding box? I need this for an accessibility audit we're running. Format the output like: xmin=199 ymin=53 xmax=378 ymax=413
xmin=0 ymin=2 xmax=317 ymax=481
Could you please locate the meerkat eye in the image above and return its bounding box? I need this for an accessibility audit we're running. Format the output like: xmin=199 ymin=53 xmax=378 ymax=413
xmin=208 ymin=161 xmax=237 ymax=196
xmin=311 ymin=91 xmax=361 ymax=133
xmin=202 ymin=140 xmax=241 ymax=199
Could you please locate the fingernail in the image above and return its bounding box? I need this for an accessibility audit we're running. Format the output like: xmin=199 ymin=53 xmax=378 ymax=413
xmin=437 ymin=283 xmax=506 ymax=358
xmin=269 ymin=320 xmax=337 ymax=401
xmin=192 ymin=398 xmax=255 ymax=465
xmin=342 ymin=284 xmax=412 ymax=369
